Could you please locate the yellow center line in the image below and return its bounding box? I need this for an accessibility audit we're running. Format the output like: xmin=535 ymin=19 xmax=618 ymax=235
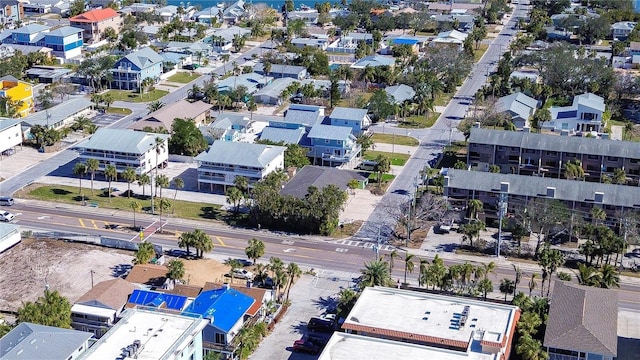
xmin=78 ymin=219 xmax=86 ymax=227
xmin=215 ymin=236 xmax=226 ymax=246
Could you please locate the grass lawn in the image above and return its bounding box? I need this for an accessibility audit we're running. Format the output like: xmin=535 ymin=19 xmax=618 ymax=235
xmin=364 ymin=150 xmax=410 ymax=166
xmin=367 ymin=173 xmax=396 ymax=182
xmin=335 ymin=91 xmax=373 ymax=108
xmin=106 ymin=107 xmax=132 ymax=115
xmin=24 ymin=185 xmax=226 ymax=222
xmin=474 ymin=43 xmax=489 ymax=62
xmin=434 ymin=93 xmax=454 ymax=107
xmin=105 ymin=89 xmax=169 ymax=103
xmin=400 ymin=113 xmax=440 ymax=129
xmin=167 ymin=72 xmax=201 ymax=84
xmin=331 ymin=220 xmax=363 ymax=238
xmin=371 ymin=133 xmax=419 ymax=146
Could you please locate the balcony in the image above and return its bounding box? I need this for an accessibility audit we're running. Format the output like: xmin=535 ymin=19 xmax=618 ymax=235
xmin=202 ymin=341 xmax=235 ymax=353
xmin=198 ymin=166 xmax=262 ymax=177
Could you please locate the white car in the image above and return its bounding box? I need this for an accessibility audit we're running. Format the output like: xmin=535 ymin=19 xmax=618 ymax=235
xmin=232 ymin=269 xmax=254 ymax=280
xmin=0 ymin=211 xmax=15 ymax=222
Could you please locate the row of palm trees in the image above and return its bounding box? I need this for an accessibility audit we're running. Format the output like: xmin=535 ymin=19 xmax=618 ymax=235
xmin=249 ymin=257 xmax=301 ymax=303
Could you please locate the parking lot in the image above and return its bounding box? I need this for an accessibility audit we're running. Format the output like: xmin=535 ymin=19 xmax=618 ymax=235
xmin=250 ymin=269 xmax=359 ymax=360
xmin=91 ymin=113 xmax=124 ymax=127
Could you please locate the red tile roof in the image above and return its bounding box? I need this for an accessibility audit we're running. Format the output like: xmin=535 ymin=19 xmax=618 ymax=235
xmin=70 ymin=8 xmax=119 ymax=23
xmin=341 ymin=323 xmax=469 ymax=350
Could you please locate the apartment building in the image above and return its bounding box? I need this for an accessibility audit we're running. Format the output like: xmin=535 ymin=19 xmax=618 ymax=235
xmin=70 ymin=8 xmax=122 ymax=43
xmin=0 ymin=75 xmax=33 ymax=117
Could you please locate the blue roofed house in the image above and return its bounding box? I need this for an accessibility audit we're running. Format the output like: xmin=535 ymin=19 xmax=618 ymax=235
xmin=223 ymin=0 xmax=248 ymax=24
xmin=201 ymin=113 xmax=252 ymax=143
xmin=329 ymin=107 xmax=371 ymax=135
xmin=110 ymin=47 xmax=163 ymax=91
xmin=127 ymin=289 xmax=189 ymax=311
xmin=495 ymin=92 xmax=538 ymax=129
xmin=392 ymin=37 xmax=420 ymax=53
xmin=546 ymin=93 xmax=605 ymax=133
xmin=612 ymin=21 xmax=636 ymax=40
xmin=0 ymin=323 xmax=93 ymax=360
xmin=385 ymin=84 xmax=415 ymax=105
xmin=43 ymin=26 xmax=83 ymax=61
xmin=270 ymin=104 xmax=324 ymax=131
xmin=182 ymin=285 xmax=255 ymax=358
xmin=254 ymin=63 xmax=307 ymax=80
xmin=194 ymin=141 xmax=286 ymax=191
xmin=217 ymin=72 xmax=270 ymax=96
xmin=307 ymin=124 xmax=361 ymax=167
xmin=259 ymin=126 xmax=306 ymax=145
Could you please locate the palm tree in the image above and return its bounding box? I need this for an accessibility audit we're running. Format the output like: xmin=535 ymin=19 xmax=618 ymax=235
xmin=226 ymin=187 xmax=243 ymax=213
xmin=269 ymin=257 xmax=285 ymax=298
xmin=499 ymin=278 xmax=516 ymax=302
xmin=134 ymin=242 xmax=155 ymax=264
xmin=178 ymin=231 xmax=196 ymax=256
xmin=374 ymin=155 xmax=391 ymax=184
xmin=225 ymin=258 xmax=243 ymax=283
xmin=172 ymin=177 xmax=184 ymax=203
xmin=613 ymin=168 xmax=627 ymax=185
xmin=284 ymin=262 xmax=301 ymax=303
xmin=245 ymin=238 xmax=265 ymax=264
xmin=158 ymin=198 xmax=171 ymax=231
xmin=517 ymin=311 xmax=542 ymax=336
xmin=576 ymin=263 xmax=601 ymax=286
xmin=166 ymin=259 xmax=185 ymax=286
xmin=528 ymin=273 xmax=538 ymax=297
xmin=590 ymin=206 xmax=606 ymax=225
xmin=599 ymin=264 xmax=620 ymax=289
xmin=73 ymin=163 xmax=87 ymax=195
xmin=86 ymin=159 xmax=99 ymax=195
xmin=130 ymin=201 xmax=141 ymax=229
xmin=147 ymin=100 xmax=164 ymax=113
xmin=360 ymin=260 xmax=393 ymax=289
xmin=418 ymin=258 xmax=429 ymax=287
xmin=478 ymin=278 xmax=493 ymax=300
xmin=403 ymin=253 xmax=415 ymax=285
xmin=137 ymin=174 xmax=150 ymax=197
xmin=122 ymin=167 xmax=137 ymax=198
xmin=104 ymin=164 xmax=117 ymax=202
xmin=386 ymin=249 xmax=399 ymax=271
xmin=192 ymin=229 xmax=213 ymax=258
xmin=468 ymin=199 xmax=483 ymax=219
xmin=156 ymin=174 xmax=170 ymax=200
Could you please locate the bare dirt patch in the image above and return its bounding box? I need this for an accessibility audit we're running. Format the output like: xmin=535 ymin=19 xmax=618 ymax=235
xmin=182 ymin=258 xmax=248 ymax=287
xmin=0 ymin=238 xmax=133 ymax=312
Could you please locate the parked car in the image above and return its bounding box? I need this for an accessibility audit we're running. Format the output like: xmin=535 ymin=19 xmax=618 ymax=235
xmin=438 ymin=219 xmax=454 ymax=233
xmin=183 ymin=64 xmax=200 ymax=70
xmin=357 ymin=159 xmax=378 ymax=171
xmin=232 ymin=269 xmax=254 ymax=280
xmin=257 ymin=276 xmax=274 ymax=289
xmin=0 ymin=197 xmax=14 ymax=206
xmin=307 ymin=317 xmax=334 ymax=333
xmin=0 ymin=211 xmax=15 ymax=222
xmin=292 ymin=340 xmax=319 ymax=354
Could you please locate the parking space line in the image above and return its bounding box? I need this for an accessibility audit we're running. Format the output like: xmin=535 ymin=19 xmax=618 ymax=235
xmin=78 ymin=218 xmax=85 ymax=227
xmin=90 ymin=220 xmax=98 ymax=229
xmin=215 ymin=236 xmax=226 ymax=246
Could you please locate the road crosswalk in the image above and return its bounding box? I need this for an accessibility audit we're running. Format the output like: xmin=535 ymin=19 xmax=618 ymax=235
xmin=330 ymin=239 xmax=396 ymax=252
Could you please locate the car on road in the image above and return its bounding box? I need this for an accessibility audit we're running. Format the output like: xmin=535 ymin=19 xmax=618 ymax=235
xmin=0 ymin=211 xmax=15 ymax=222
xmin=292 ymin=340 xmax=319 ymax=354
xmin=232 ymin=269 xmax=254 ymax=280
xmin=0 ymin=197 xmax=14 ymax=206
xmin=307 ymin=317 xmax=334 ymax=333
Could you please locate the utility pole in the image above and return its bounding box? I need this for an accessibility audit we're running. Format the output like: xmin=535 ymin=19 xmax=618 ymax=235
xmin=374 ymin=225 xmax=381 ymax=260
xmin=497 ymin=186 xmax=508 ymax=258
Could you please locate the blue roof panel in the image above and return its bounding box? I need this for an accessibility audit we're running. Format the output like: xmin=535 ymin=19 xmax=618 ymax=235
xmin=182 ymin=288 xmax=254 ymax=333
xmin=393 ymin=38 xmax=419 ymax=45
xmin=128 ymin=289 xmax=188 ymax=311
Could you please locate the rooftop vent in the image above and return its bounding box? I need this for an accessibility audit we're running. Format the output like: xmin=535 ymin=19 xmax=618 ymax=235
xmin=546 ymin=187 xmax=556 ymax=198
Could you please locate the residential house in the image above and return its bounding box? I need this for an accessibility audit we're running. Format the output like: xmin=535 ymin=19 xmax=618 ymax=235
xmin=217 ymin=72 xmax=270 ymax=96
xmin=160 ymin=51 xmax=190 ymax=70
xmin=126 ymin=289 xmax=190 ymax=311
xmin=200 ymin=113 xmax=253 ymax=143
xmin=0 ymin=0 xmax=23 ymax=26
xmin=21 ymin=0 xmax=56 ymax=14
xmin=0 ymin=323 xmax=93 ymax=360
xmin=271 ymin=104 xmax=325 ymax=131
xmin=110 ymin=47 xmax=163 ymax=91
xmin=0 ymin=118 xmax=22 ymax=153
xmin=70 ymin=8 xmax=122 ymax=43
xmin=75 ymin=128 xmax=169 ymax=176
xmin=253 ymin=77 xmax=297 ymax=105
xmin=259 ymin=126 xmax=305 ymax=145
xmin=194 ymin=7 xmax=222 ymax=25
xmin=307 ymin=124 xmax=361 ymax=167
xmin=3 ymin=23 xmax=48 ymax=44
xmin=194 ymin=141 xmax=286 ymax=191
xmin=544 ymin=281 xmax=617 ymax=360
xmin=385 ymin=84 xmax=415 ymax=104
xmin=79 ymin=308 xmax=208 ymax=360
xmin=443 ymin=168 xmax=640 ymax=224
xmin=351 ymin=55 xmax=395 ymax=69
xmin=0 ymin=223 xmax=20 ymax=253
xmin=22 ymin=97 xmax=91 ymax=130
xmin=432 ymin=29 xmax=468 ymax=48
xmin=254 ymin=63 xmax=307 ymax=80
xmin=546 ymin=93 xmax=605 ymax=132
xmin=329 ymin=107 xmax=371 ymax=135
xmin=612 ymin=21 xmax=637 ymax=40
xmin=287 ymin=9 xmax=319 ymax=25
xmin=280 ymin=165 xmax=367 ymax=198
xmin=291 ymin=37 xmax=329 ymax=50
xmin=181 ymin=285 xmax=255 ymax=359
xmin=432 ymin=14 xmax=475 ymax=31
xmin=203 ymin=282 xmax=273 ymax=323
xmin=509 ymin=69 xmax=540 ymax=83
xmin=327 ymin=36 xmax=359 ymax=54
xmin=223 ymin=0 xmax=248 ymax=24
xmin=25 ymin=65 xmax=71 ymax=83
xmin=129 ymin=99 xmax=211 ymax=132
xmin=165 ymin=41 xmax=213 ymax=58
xmin=125 ymin=263 xmax=170 ymax=289
xmin=210 ymin=26 xmax=250 ymax=51
xmin=155 ymin=5 xmax=191 ymax=23
xmin=344 ymin=32 xmax=374 ymax=45
xmin=119 ymin=3 xmax=156 ymax=16
xmin=323 ymin=287 xmax=520 ymax=360
xmin=70 ymin=278 xmax=137 ymax=338
xmin=467 ymin=127 xmax=640 ymax=182
xmin=0 ymin=75 xmax=33 ymax=117
xmin=0 ymin=44 xmax=52 ymax=59
xmin=391 ymin=37 xmax=420 ymax=53
xmin=42 ymin=26 xmax=84 ymax=60
xmin=495 ymin=92 xmax=538 ymax=129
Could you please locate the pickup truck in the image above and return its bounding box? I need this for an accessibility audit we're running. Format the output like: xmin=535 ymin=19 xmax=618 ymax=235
xmin=307 ymin=317 xmax=334 ymax=333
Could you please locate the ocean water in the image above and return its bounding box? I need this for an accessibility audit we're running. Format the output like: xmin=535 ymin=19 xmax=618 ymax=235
xmin=167 ymin=0 xmax=291 ymax=10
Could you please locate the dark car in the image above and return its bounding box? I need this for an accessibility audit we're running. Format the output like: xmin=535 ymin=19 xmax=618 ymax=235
xmin=307 ymin=317 xmax=334 ymax=333
xmin=292 ymin=340 xmax=319 ymax=354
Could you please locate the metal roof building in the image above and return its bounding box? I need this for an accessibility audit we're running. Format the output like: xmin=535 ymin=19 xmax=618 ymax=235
xmin=0 ymin=322 xmax=93 ymax=360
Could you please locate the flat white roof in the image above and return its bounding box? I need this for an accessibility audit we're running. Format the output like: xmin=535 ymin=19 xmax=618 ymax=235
xmin=343 ymin=287 xmax=518 ymax=349
xmin=319 ymin=333 xmax=499 ymax=360
xmin=80 ymin=308 xmax=207 ymax=360
xmin=71 ymin=303 xmax=116 ymax=319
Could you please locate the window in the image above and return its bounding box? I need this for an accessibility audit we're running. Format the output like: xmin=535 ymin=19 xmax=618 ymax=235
xmin=337 ymin=140 xmax=342 ymax=145
xmin=325 ymin=139 xmax=330 ymax=143
xmin=497 ymin=146 xmax=506 ymax=151
xmin=215 ymin=333 xmax=226 ymax=344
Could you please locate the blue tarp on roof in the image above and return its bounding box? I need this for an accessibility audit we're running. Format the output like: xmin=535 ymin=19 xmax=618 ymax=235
xmin=128 ymin=289 xmax=188 ymax=310
xmin=557 ymin=110 xmax=577 ymax=119
xmin=182 ymin=287 xmax=254 ymax=333
xmin=392 ymin=38 xmax=419 ymax=45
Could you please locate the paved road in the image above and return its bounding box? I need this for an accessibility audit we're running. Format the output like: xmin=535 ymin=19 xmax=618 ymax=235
xmin=354 ymin=0 xmax=530 ymax=243
xmin=9 ymin=201 xmax=640 ymax=310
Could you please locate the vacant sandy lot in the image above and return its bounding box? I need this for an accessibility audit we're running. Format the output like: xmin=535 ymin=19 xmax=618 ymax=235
xmin=0 ymin=238 xmax=133 ymax=312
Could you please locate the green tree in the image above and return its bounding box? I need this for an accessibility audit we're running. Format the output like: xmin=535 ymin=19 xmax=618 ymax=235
xmin=122 ymin=167 xmax=137 ymax=198
xmin=226 ymin=187 xmax=244 ymax=213
xmin=17 ymin=290 xmax=71 ymax=328
xmin=192 ymin=229 xmax=214 ymax=258
xmin=137 ymin=174 xmax=150 ymax=197
xmin=86 ymin=159 xmax=99 ymax=195
xmin=171 ymin=177 xmax=184 ymax=204
xmin=468 ymin=199 xmax=483 ymax=219
xmin=147 ymin=100 xmax=164 ymax=113
xmin=169 ymin=118 xmax=208 ymax=156
xmin=225 ymin=258 xmax=243 ymax=283
xmin=499 ymin=278 xmax=516 ymax=302
xmin=69 ymin=0 xmax=85 ymax=16
xmin=516 ymin=334 xmax=548 ymax=360
xmin=538 ymin=245 xmax=565 ymax=297
xmin=374 ymin=155 xmax=391 ymax=184
xmin=368 ymin=89 xmax=395 ymax=121
xmin=73 ymin=163 xmax=87 ymax=195
xmin=130 ymin=201 xmax=140 ymax=229
xmin=178 ymin=231 xmax=196 ymax=256
xmin=104 ymin=164 xmax=117 ymax=202
xmin=403 ymin=253 xmax=415 ymax=285
xmin=245 ymin=238 xmax=265 ymax=264
xmin=477 ymin=278 xmax=493 ymax=301
xmin=356 ymin=133 xmax=375 ymax=155
xmin=134 ymin=242 xmax=155 ymax=264
xmin=156 ymin=174 xmax=170 ymax=200
xmin=360 ymin=260 xmax=393 ymax=289
xmin=284 ymin=262 xmax=301 ymax=303
xmin=234 ymin=175 xmax=249 ymax=194
xmin=166 ymin=259 xmax=185 ymax=285
xmin=284 ymin=144 xmax=310 ymax=169
xmin=158 ymin=198 xmax=171 ymax=231
xmin=269 ymin=257 xmax=286 ymax=299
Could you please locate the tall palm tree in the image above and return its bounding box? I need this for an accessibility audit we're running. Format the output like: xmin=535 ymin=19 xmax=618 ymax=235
xmin=156 ymin=174 xmax=170 ymax=200
xmin=192 ymin=229 xmax=213 ymax=258
xmin=576 ymin=263 xmax=601 ymax=287
xmin=386 ymin=249 xmax=399 ymax=271
xmin=269 ymin=257 xmax=285 ymax=299
xmin=178 ymin=231 xmax=196 ymax=256
xmin=104 ymin=164 xmax=117 ymax=202
xmin=225 ymin=258 xmax=243 ymax=284
xmin=590 ymin=206 xmax=606 ymax=225
xmin=360 ymin=260 xmax=392 ymax=289
xmin=172 ymin=177 xmax=184 ymax=202
xmin=515 ymin=334 xmax=548 ymax=360
xmin=85 ymin=158 xmax=99 ymax=195
xmin=137 ymin=174 xmax=150 ymax=197
xmin=73 ymin=163 xmax=87 ymax=195
xmin=122 ymin=167 xmax=137 ymax=198
xmin=468 ymin=199 xmax=483 ymax=219
xmin=517 ymin=312 xmax=542 ymax=336
xmin=158 ymin=198 xmax=171 ymax=231
xmin=418 ymin=258 xmax=429 ymax=287
xmin=284 ymin=262 xmax=301 ymax=303
xmin=599 ymin=264 xmax=620 ymax=289
xmin=245 ymin=238 xmax=265 ymax=264
xmin=528 ymin=273 xmax=538 ymax=296
xmin=166 ymin=259 xmax=185 ymax=286
xmin=403 ymin=253 xmax=415 ymax=285
xmin=499 ymin=278 xmax=516 ymax=302
xmin=130 ymin=201 xmax=140 ymax=229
